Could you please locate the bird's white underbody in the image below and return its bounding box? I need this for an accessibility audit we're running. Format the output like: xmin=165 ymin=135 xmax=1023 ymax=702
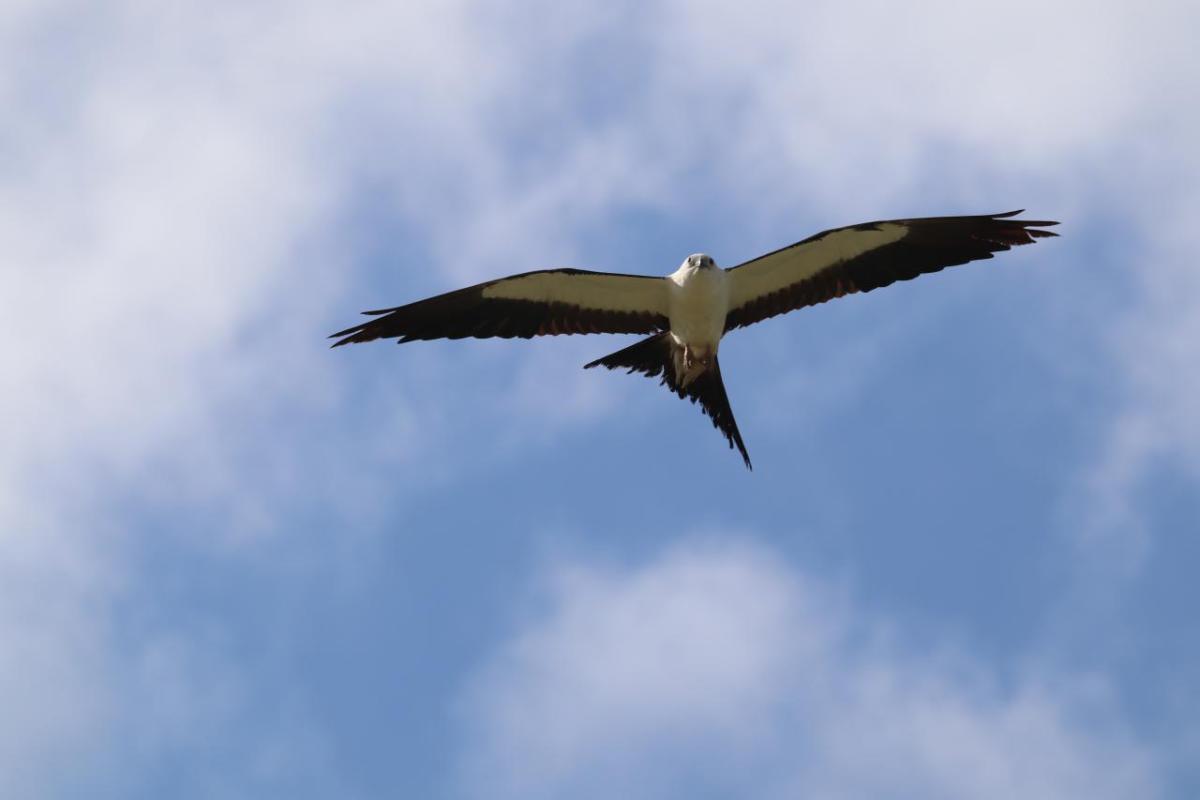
xmin=668 ymin=254 xmax=729 ymax=387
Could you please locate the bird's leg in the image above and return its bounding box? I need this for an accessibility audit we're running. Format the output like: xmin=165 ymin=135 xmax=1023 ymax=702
xmin=685 ymin=344 xmax=714 ymax=369
xmin=672 ymin=343 xmax=693 ymax=388
xmin=675 ymin=343 xmax=715 ymax=389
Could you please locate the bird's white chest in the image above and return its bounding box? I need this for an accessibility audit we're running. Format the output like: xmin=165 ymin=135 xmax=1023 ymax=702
xmin=667 ymin=265 xmax=729 ymax=348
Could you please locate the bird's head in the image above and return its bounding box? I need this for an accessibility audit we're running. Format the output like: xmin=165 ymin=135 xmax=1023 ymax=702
xmin=685 ymin=253 xmax=717 ymax=270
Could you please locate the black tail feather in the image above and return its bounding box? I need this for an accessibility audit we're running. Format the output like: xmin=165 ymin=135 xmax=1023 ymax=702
xmin=585 ymin=334 xmax=752 ymax=470
xmin=583 ymin=333 xmax=673 ymax=379
xmin=690 ymin=358 xmax=752 ymax=470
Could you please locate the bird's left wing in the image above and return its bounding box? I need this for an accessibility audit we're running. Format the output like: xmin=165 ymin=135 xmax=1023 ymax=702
xmin=331 ymin=268 xmax=669 ymax=346
xmin=724 ymin=211 xmax=1058 ymax=331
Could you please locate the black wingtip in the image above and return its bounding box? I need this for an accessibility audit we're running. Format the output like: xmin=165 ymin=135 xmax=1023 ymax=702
xmin=988 ymin=210 xmax=1061 ymax=225
xmin=991 ymin=210 xmax=1060 ymax=228
xmin=328 ymin=324 xmax=366 ymax=348
xmin=981 ymin=212 xmax=1061 ymax=247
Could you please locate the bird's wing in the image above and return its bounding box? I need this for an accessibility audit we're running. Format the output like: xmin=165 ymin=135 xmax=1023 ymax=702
xmin=724 ymin=211 xmax=1059 ymax=331
xmin=330 ymin=268 xmax=670 ymax=346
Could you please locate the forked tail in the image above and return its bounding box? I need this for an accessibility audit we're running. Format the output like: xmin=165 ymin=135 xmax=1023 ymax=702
xmin=584 ymin=334 xmax=752 ymax=469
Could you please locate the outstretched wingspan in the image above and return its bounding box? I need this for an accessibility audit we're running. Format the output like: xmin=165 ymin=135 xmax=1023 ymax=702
xmin=331 ymin=268 xmax=670 ymax=346
xmin=724 ymin=211 xmax=1058 ymax=331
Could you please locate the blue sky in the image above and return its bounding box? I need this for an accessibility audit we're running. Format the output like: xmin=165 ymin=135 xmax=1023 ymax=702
xmin=3 ymin=1 xmax=1198 ymax=797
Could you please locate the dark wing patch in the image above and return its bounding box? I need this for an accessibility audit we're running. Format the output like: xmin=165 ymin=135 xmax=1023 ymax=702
xmin=584 ymin=334 xmax=752 ymax=470
xmin=331 ymin=269 xmax=668 ymax=347
xmin=725 ymin=211 xmax=1059 ymax=331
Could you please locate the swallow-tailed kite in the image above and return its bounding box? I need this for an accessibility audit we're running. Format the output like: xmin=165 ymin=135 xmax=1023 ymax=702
xmin=331 ymin=210 xmax=1058 ymax=469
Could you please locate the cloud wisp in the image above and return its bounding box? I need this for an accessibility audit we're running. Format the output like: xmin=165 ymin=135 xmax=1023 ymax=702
xmin=458 ymin=541 xmax=1158 ymax=800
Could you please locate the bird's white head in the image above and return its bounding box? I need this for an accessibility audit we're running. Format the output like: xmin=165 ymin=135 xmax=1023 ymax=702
xmin=684 ymin=253 xmax=717 ymax=270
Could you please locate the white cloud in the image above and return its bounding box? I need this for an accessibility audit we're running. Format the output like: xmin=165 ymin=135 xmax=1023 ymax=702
xmin=0 ymin=518 xmax=113 ymax=798
xmin=458 ymin=541 xmax=1159 ymax=799
xmin=0 ymin=0 xmax=508 ymax=792
xmin=0 ymin=0 xmax=514 ymax=499
xmin=1074 ymin=199 xmax=1200 ymax=542
xmin=662 ymin=0 xmax=1197 ymax=200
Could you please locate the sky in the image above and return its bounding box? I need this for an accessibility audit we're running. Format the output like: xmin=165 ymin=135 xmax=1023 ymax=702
xmin=2 ymin=0 xmax=1198 ymax=797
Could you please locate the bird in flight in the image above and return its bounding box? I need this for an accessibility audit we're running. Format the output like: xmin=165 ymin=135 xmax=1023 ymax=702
xmin=331 ymin=210 xmax=1058 ymax=469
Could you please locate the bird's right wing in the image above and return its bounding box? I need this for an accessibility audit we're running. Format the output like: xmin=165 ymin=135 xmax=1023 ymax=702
xmin=331 ymin=268 xmax=670 ymax=346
